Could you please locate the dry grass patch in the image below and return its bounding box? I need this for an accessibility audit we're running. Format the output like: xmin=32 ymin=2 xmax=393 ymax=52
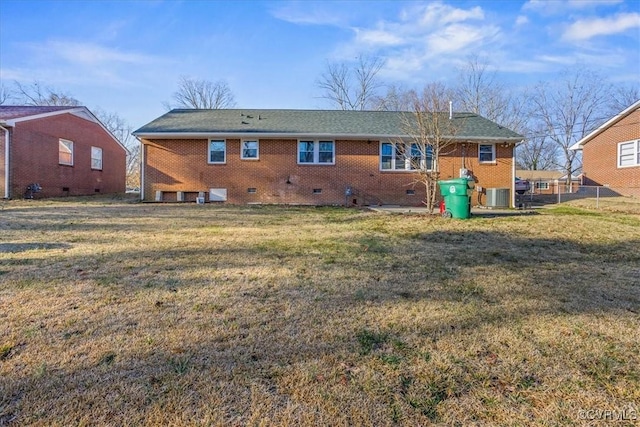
xmin=561 ymin=195 xmax=640 ymax=215
xmin=1 ymin=197 xmax=639 ymax=425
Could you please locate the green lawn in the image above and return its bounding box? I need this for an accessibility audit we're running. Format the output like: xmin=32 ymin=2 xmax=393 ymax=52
xmin=1 ymin=197 xmax=639 ymax=426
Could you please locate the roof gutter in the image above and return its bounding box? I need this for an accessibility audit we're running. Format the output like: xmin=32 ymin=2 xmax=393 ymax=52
xmin=0 ymin=123 xmax=10 ymax=199
xmin=133 ymin=131 xmax=523 ymax=143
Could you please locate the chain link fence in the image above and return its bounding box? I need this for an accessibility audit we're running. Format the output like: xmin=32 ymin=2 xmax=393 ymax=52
xmin=517 ymin=184 xmax=640 ymax=209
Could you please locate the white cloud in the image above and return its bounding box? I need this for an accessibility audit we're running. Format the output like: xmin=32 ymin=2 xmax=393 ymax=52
xmin=515 ymin=15 xmax=529 ymax=26
xmin=270 ymin=2 xmax=348 ymax=26
xmin=32 ymin=40 xmax=157 ymax=66
xmin=567 ymin=0 xmax=623 ymax=9
xmin=354 ymin=28 xmax=404 ymax=46
xmin=562 ymin=12 xmax=640 ymax=41
xmin=11 ymin=40 xmax=168 ymax=88
xmin=425 ymin=23 xmax=500 ymax=56
xmin=332 ymin=2 xmax=501 ymax=81
xmin=412 ymin=2 xmax=484 ymax=26
xmin=523 ymin=0 xmax=623 ymax=14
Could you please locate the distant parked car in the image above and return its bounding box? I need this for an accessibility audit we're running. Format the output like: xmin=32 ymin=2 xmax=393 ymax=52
xmin=515 ymin=178 xmax=531 ymax=194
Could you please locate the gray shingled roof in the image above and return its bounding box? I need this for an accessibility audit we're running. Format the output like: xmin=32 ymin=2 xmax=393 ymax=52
xmin=134 ymin=109 xmax=523 ymax=141
xmin=0 ymin=106 xmax=78 ymax=121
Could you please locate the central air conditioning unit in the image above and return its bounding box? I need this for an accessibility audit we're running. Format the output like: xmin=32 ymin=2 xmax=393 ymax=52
xmin=486 ymin=188 xmax=510 ymax=208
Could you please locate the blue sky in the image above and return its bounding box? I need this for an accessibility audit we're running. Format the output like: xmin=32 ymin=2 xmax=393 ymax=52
xmin=1 ymin=0 xmax=639 ymax=129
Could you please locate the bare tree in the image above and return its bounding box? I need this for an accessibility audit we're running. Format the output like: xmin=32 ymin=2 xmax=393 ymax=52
xmin=608 ymin=84 xmax=640 ymax=114
xmin=0 ymin=84 xmax=11 ymax=105
xmin=93 ymin=108 xmax=140 ymax=189
xmin=13 ymin=81 xmax=81 ymax=106
xmin=317 ymin=55 xmax=384 ymax=110
xmin=370 ymin=84 xmax=416 ymax=111
xmin=455 ymin=57 xmax=527 ymax=134
xmin=401 ymin=83 xmax=460 ymax=212
xmin=168 ymin=76 xmax=236 ymax=109
xmin=516 ymin=123 xmax=560 ymax=170
xmin=530 ymin=68 xmax=610 ymax=185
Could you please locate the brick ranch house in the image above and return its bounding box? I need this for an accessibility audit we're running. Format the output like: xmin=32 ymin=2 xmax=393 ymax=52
xmin=515 ymin=169 xmax=581 ymax=195
xmin=133 ymin=109 xmax=523 ymax=206
xmin=0 ymin=106 xmax=127 ymax=199
xmin=570 ymin=100 xmax=640 ymax=197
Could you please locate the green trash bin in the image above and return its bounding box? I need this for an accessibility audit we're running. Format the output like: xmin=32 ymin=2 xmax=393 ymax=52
xmin=438 ymin=178 xmax=474 ymax=219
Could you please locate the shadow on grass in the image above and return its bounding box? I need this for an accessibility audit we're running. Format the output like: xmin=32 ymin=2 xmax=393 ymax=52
xmin=0 ymin=243 xmax=72 ymax=253
xmin=1 ymin=208 xmax=639 ymax=424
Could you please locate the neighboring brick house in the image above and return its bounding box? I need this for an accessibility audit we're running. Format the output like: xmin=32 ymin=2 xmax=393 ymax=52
xmin=570 ymin=100 xmax=640 ymax=197
xmin=515 ymin=169 xmax=581 ymax=195
xmin=0 ymin=106 xmax=127 ymax=199
xmin=133 ymin=109 xmax=523 ymax=206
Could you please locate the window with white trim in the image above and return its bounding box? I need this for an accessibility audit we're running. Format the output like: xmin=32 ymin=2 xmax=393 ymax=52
xmin=535 ymin=182 xmax=549 ymax=190
xmin=298 ymin=140 xmax=334 ymax=164
xmin=380 ymin=142 xmax=432 ymax=171
xmin=479 ymin=144 xmax=496 ymax=163
xmin=91 ymin=146 xmax=103 ymax=170
xmin=618 ymin=139 xmax=639 ymax=168
xmin=208 ymin=140 xmax=226 ymax=164
xmin=241 ymin=140 xmax=259 ymax=159
xmin=59 ymin=139 xmax=73 ymax=165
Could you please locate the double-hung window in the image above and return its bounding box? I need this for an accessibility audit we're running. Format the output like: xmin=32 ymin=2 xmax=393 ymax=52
xmin=241 ymin=140 xmax=259 ymax=160
xmin=91 ymin=146 xmax=103 ymax=170
xmin=618 ymin=140 xmax=640 ymax=168
xmin=479 ymin=144 xmax=496 ymax=163
xmin=380 ymin=142 xmax=432 ymax=171
xmin=298 ymin=140 xmax=334 ymax=164
xmin=535 ymin=182 xmax=549 ymax=190
xmin=209 ymin=140 xmax=226 ymax=164
xmin=59 ymin=139 xmax=73 ymax=165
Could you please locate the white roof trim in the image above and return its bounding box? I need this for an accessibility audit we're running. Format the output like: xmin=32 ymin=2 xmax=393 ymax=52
xmin=3 ymin=107 xmax=128 ymax=154
xmin=570 ymin=99 xmax=640 ymax=150
xmin=134 ymin=131 xmax=522 ymax=143
xmin=3 ymin=107 xmax=88 ymax=126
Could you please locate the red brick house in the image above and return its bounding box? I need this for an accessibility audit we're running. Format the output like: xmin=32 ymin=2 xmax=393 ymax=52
xmin=570 ymin=100 xmax=640 ymax=197
xmin=133 ymin=109 xmax=523 ymax=206
xmin=515 ymin=169 xmax=581 ymax=195
xmin=0 ymin=106 xmax=127 ymax=199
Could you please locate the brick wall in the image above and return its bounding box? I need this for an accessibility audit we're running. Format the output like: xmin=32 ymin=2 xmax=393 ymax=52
xmin=9 ymin=113 xmax=126 ymax=198
xmin=582 ymin=108 xmax=640 ymax=197
xmin=143 ymin=138 xmax=514 ymax=206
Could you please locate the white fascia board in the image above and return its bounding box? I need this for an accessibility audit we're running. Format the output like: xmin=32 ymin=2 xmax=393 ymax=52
xmin=571 ymin=99 xmax=640 ymax=150
xmin=7 ymin=107 xmax=128 ymax=154
xmin=4 ymin=107 xmax=85 ymax=126
xmin=134 ymin=132 xmax=522 ymax=143
xmin=134 ymin=132 xmax=401 ymax=140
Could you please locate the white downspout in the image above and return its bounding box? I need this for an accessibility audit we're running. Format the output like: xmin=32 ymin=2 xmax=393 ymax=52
xmin=1 ymin=124 xmax=10 ymax=199
xmin=512 ymin=142 xmax=518 ymax=208
xmin=136 ymin=137 xmax=145 ymax=201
